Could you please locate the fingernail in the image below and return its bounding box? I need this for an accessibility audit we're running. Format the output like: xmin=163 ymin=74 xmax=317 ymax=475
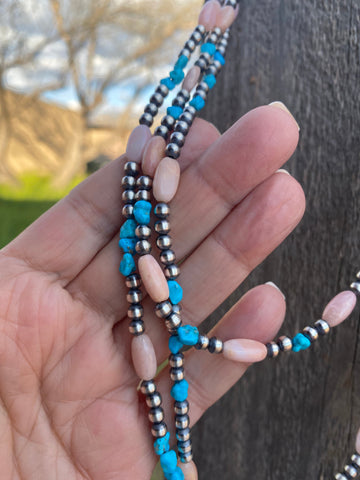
xmin=276 ymin=168 xmax=291 ymax=176
xmin=265 ymin=281 xmax=285 ymax=299
xmin=269 ymin=101 xmax=300 ymax=131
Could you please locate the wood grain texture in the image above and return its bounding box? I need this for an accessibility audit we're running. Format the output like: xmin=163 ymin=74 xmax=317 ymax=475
xmin=194 ymin=1 xmax=360 ymax=478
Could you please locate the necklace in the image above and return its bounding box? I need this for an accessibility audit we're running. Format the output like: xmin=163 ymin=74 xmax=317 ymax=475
xmin=118 ymin=1 xmax=360 ymax=479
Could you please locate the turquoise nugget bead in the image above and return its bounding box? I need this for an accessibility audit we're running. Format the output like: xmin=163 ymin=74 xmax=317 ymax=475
xmin=154 ymin=432 xmax=170 ymax=455
xmin=214 ymin=51 xmax=225 ymax=65
xmin=169 ymin=335 xmax=183 ymax=354
xmin=292 ymin=333 xmax=311 ymax=352
xmin=189 ymin=95 xmax=205 ymax=111
xmin=170 ymin=68 xmax=184 ymax=84
xmin=167 ymin=106 xmax=183 ymax=120
xmin=120 ymin=219 xmax=137 ymax=238
xmin=204 ymin=73 xmax=216 ymax=89
xmin=178 ymin=325 xmax=199 ymax=346
xmin=171 ymin=379 xmax=189 ymax=402
xmin=119 ymin=238 xmax=136 ymax=254
xmin=175 ymin=55 xmax=188 ymax=69
xmin=133 ymin=200 xmax=152 ymax=225
xmin=160 ymin=450 xmax=177 ymax=474
xmin=161 ymin=77 xmax=176 ymax=90
xmin=165 ymin=467 xmax=185 ymax=480
xmin=168 ymin=280 xmax=183 ymax=304
xmin=119 ymin=253 xmax=136 ymax=276
xmin=201 ymin=42 xmax=216 ymax=56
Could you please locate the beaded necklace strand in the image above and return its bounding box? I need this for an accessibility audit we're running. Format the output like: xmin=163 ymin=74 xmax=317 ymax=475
xmin=118 ymin=1 xmax=360 ymax=478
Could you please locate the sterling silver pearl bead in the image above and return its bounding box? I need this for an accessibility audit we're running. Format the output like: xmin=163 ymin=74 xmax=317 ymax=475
xmin=314 ymin=319 xmax=330 ymax=335
xmin=172 ymin=304 xmax=181 ymax=315
xmin=169 ymin=353 xmax=184 ymax=368
xmin=122 ymin=204 xmax=134 ymax=218
xmin=178 ymin=112 xmax=193 ymax=126
xmin=165 ymin=313 xmax=182 ymax=332
xmin=156 ymin=83 xmax=169 ymax=97
xmin=122 ymin=175 xmax=136 ymax=189
xmin=267 ymin=342 xmax=280 ymax=358
xmin=148 ymin=407 xmax=164 ymax=423
xmin=191 ymin=30 xmax=203 ymax=44
xmin=136 ymin=175 xmax=152 ymax=190
xmin=161 ymin=114 xmax=176 ymax=129
xmin=135 ymin=239 xmax=152 ymax=255
xmin=213 ymin=27 xmax=222 ymax=37
xmin=173 ymin=96 xmax=186 ymax=109
xmin=226 ymin=0 xmax=237 ymax=7
xmin=124 ymin=161 xmax=139 ymax=176
xmin=155 ymin=300 xmax=173 ymax=318
xmin=208 ymin=32 xmax=219 ymax=43
xmin=146 ymin=392 xmax=162 ymax=408
xmin=139 ymin=112 xmax=153 ymax=127
xmin=179 ymin=451 xmax=193 ymax=464
xmin=156 ymin=235 xmax=172 ymax=250
xmin=174 ymin=120 xmax=190 ymax=136
xmin=122 ymin=189 xmax=135 ymax=204
xmin=179 ymin=47 xmax=191 ymax=58
xmin=197 ymin=81 xmax=209 ymax=93
xmin=154 ymin=203 xmax=170 ymax=219
xmin=170 ymin=132 xmax=185 ymax=147
xmin=208 ymin=336 xmax=223 ymax=354
xmin=178 ymin=439 xmax=192 ymax=454
xmin=144 ymin=103 xmax=158 ymax=116
xmin=178 ymin=89 xmax=190 ymax=102
xmin=150 ymin=92 xmax=164 ymax=107
xmin=174 ymin=401 xmax=189 ymax=416
xmin=165 ymin=264 xmax=180 ymax=279
xmin=303 ymin=326 xmax=319 ymax=342
xmin=126 ymin=289 xmax=143 ymax=304
xmin=195 ymin=57 xmax=207 ymax=71
xmin=213 ymin=60 xmax=222 ymax=73
xmin=165 ymin=142 xmax=181 ymax=159
xmin=195 ymin=24 xmax=206 ymax=35
xmin=128 ymin=320 xmax=144 ymax=336
xmin=125 ymin=274 xmax=141 ymax=288
xmin=135 ymin=189 xmax=151 ymax=201
xmin=184 ymin=105 xmax=196 ymax=116
xmin=154 ymin=125 xmax=169 ymax=140
xmin=277 ymin=336 xmax=293 ymax=352
xmin=350 ymin=281 xmax=360 ymax=295
xmin=185 ymin=39 xmax=196 ymax=52
xmin=351 ymin=454 xmax=360 ymax=467
xmin=135 ymin=225 xmax=151 ymax=239
xmin=160 ymin=249 xmax=176 ymax=265
xmin=170 ymin=367 xmax=185 ymax=382
xmin=195 ymin=335 xmax=209 ymax=350
xmin=217 ymin=45 xmax=226 ymax=57
xmin=151 ymin=422 xmax=167 ymax=438
xmin=206 ymin=65 xmax=218 ymax=77
xmin=175 ymin=414 xmax=190 ymax=429
xmin=155 ymin=219 xmax=170 ymax=234
xmin=335 ymin=474 xmax=348 ymax=480
xmin=128 ymin=304 xmax=143 ymax=319
xmin=344 ymin=464 xmax=358 ymax=478
xmin=140 ymin=380 xmax=156 ymax=395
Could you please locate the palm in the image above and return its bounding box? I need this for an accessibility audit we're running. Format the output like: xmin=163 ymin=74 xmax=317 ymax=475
xmin=0 ymin=106 xmax=304 ymax=480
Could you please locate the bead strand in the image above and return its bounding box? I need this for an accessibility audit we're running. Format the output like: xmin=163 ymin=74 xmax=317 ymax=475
xmin=335 ymin=453 xmax=360 ymax=479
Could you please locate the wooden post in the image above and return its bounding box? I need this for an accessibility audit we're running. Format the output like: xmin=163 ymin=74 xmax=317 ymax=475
xmin=195 ymin=1 xmax=360 ymax=478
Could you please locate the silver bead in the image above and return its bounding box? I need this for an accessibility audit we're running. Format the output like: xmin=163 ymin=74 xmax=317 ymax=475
xmin=136 ymin=175 xmax=152 ymax=190
xmin=223 ymin=30 xmax=230 ymax=39
xmin=175 ymin=414 xmax=190 ymax=429
xmin=148 ymin=407 xmax=164 ymax=423
xmin=122 ymin=189 xmax=135 ymax=204
xmin=191 ymin=30 xmax=203 ymax=44
xmin=150 ymin=92 xmax=164 ymax=107
xmin=344 ymin=465 xmax=358 ymax=478
xmin=155 ymin=300 xmax=173 ymax=318
xmin=156 ymin=235 xmax=172 ymax=250
xmin=140 ymin=379 xmax=156 ymax=395
xmin=350 ymin=282 xmax=360 ymax=295
xmin=170 ymin=132 xmax=185 ymax=148
xmin=266 ymin=342 xmax=280 ymax=358
xmin=178 ymin=439 xmax=192 ymax=454
xmin=184 ymin=105 xmax=196 ymax=116
xmin=185 ymin=39 xmax=196 ymax=52
xmin=195 ymin=89 xmax=207 ymax=101
xmin=154 ymin=203 xmax=170 ymax=219
xmin=206 ymin=65 xmax=218 ymax=76
xmin=155 ymin=219 xmax=170 ymax=234
xmin=126 ymin=289 xmax=142 ymax=304
xmin=179 ymin=47 xmax=191 ymax=58
xmin=197 ymin=81 xmax=209 ymax=93
xmin=179 ymin=451 xmax=193 ymax=464
xmin=139 ymin=112 xmax=153 ymax=127
xmin=161 ymin=114 xmax=176 ymax=129
xmin=213 ymin=26 xmax=222 ymax=37
xmin=174 ymin=120 xmax=190 ymax=136
xmin=165 ymin=264 xmax=180 ymax=279
xmin=173 ymin=96 xmax=186 ymax=109
xmin=122 ymin=204 xmax=134 ymax=218
xmin=125 ymin=274 xmax=141 ymax=288
xmin=169 ymin=353 xmax=184 ymax=368
xmin=146 ymin=392 xmax=162 ymax=408
xmin=128 ymin=304 xmax=143 ymax=319
xmin=277 ymin=336 xmax=293 ymax=352
xmin=314 ymin=319 xmax=330 ymax=335
xmin=160 ymin=249 xmax=176 ymax=265
xmin=213 ymin=59 xmax=222 ymax=72
xmin=165 ymin=313 xmax=182 ymax=332
xmin=357 ymin=271 xmax=360 ymax=279
xmin=170 ymin=367 xmax=185 ymax=382
xmin=156 ymin=83 xmax=169 ymax=97
xmin=208 ymin=336 xmax=223 ymax=353
xmin=335 ymin=474 xmax=348 ymax=480
xmin=154 ymin=125 xmax=169 ymax=140
xmin=217 ymin=45 xmax=226 ymax=57
xmin=135 ymin=225 xmax=151 ymax=239
xmin=144 ymin=103 xmax=158 ymax=116
xmin=303 ymin=326 xmax=319 ymax=342
xmin=151 ymin=421 xmax=167 ymax=438
xmin=195 ymin=24 xmax=206 ymax=36
xmin=128 ymin=320 xmax=144 ymax=336
xmin=225 ymin=0 xmax=237 ymax=8
xmin=122 ymin=175 xmax=136 ymax=189
xmin=124 ymin=161 xmax=139 ymax=176
xmin=174 ymin=401 xmax=189 ymax=416
xmin=135 ymin=239 xmax=152 ymax=255
xmin=172 ymin=304 xmax=182 ymax=315
xmin=195 ymin=334 xmax=209 ymax=350
xmin=165 ymin=142 xmax=181 ymax=159
xmin=208 ymin=32 xmax=218 ymax=43
xmin=195 ymin=57 xmax=208 ymax=71
xmin=178 ymin=112 xmax=194 ymax=126
xmin=351 ymin=454 xmax=360 ymax=467
xmin=178 ymin=89 xmax=190 ymax=102
xmin=219 ymin=38 xmax=228 ymax=48
xmin=201 ymin=51 xmax=211 ymax=62
xmin=135 ymin=190 xmax=151 ymax=201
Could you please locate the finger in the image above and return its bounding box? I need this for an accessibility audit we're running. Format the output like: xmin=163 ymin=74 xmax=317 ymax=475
xmin=2 ymin=119 xmax=219 ymax=285
xmin=68 ymin=105 xmax=300 ymax=313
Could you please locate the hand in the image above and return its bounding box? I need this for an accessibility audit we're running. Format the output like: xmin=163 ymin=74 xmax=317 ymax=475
xmin=0 ymin=104 xmax=304 ymax=480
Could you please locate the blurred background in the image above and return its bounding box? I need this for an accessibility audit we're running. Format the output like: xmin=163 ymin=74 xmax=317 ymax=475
xmin=0 ymin=0 xmax=202 ymax=248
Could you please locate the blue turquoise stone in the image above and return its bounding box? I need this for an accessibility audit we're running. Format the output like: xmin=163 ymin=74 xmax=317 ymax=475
xmin=168 ymin=280 xmax=183 ymax=304
xmin=160 ymin=450 xmax=178 ymax=474
xmin=169 ymin=68 xmax=184 ymax=84
xmin=189 ymin=95 xmax=205 ymax=111
xmin=214 ymin=51 xmax=225 ymax=65
xmin=118 ymin=238 xmax=137 ymax=254
xmin=167 ymin=105 xmax=183 ymax=120
xmin=169 ymin=335 xmax=183 ymax=354
xmin=171 ymin=379 xmax=189 ymax=402
xmin=292 ymin=333 xmax=311 ymax=352
xmin=119 ymin=253 xmax=136 ymax=276
xmin=204 ymin=73 xmax=216 ymax=89
xmin=201 ymin=42 xmax=216 ymax=55
xmin=178 ymin=325 xmax=199 ymax=346
xmin=175 ymin=55 xmax=188 ymax=69
xmin=133 ymin=200 xmax=152 ymax=225
xmin=120 ymin=219 xmax=137 ymax=239
xmin=154 ymin=432 xmax=170 ymax=455
xmin=161 ymin=77 xmax=176 ymax=90
xmin=165 ymin=467 xmax=185 ymax=480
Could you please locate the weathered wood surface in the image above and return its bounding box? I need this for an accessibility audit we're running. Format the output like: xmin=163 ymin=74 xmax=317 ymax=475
xmin=195 ymin=1 xmax=360 ymax=479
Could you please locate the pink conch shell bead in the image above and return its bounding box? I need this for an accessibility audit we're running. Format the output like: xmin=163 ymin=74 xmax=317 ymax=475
xmin=198 ymin=0 xmax=221 ymax=31
xmin=131 ymin=334 xmax=157 ymax=380
xmin=138 ymin=254 xmax=169 ymax=303
xmin=356 ymin=428 xmax=360 ymax=455
xmin=142 ymin=135 xmax=166 ymax=176
xmin=126 ymin=125 xmax=152 ymax=163
xmin=216 ymin=6 xmax=237 ymax=32
xmin=182 ymin=65 xmax=201 ymax=92
xmin=223 ymin=339 xmax=267 ymax=363
xmin=153 ymin=157 xmax=181 ymax=203
xmin=321 ymin=290 xmax=357 ymax=327
xmin=179 ymin=460 xmax=198 ymax=480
